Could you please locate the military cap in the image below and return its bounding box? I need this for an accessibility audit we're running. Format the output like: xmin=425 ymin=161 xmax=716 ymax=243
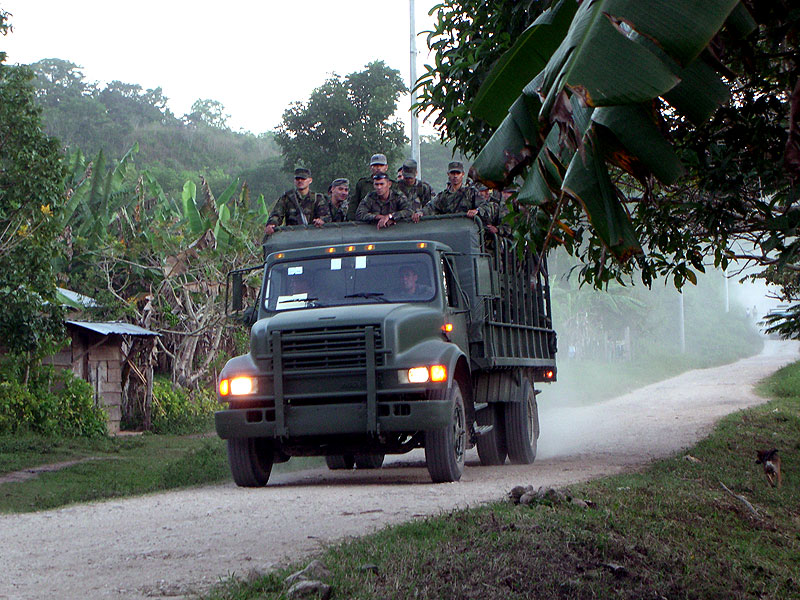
xmin=475 ymin=182 xmax=488 ymax=191
xmin=402 ymin=158 xmax=418 ymax=175
xmin=372 ymin=172 xmax=390 ymax=180
xmin=370 ymin=153 xmax=388 ymax=166
xmin=330 ymin=177 xmax=349 ymax=188
xmin=294 ymin=167 xmax=311 ymax=179
xmin=447 ymin=161 xmax=465 ymax=173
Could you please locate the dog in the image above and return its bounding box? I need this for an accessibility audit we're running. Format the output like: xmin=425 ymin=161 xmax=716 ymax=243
xmin=755 ymin=449 xmax=782 ymax=488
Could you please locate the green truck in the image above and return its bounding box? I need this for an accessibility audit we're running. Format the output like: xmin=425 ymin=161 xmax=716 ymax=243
xmin=215 ymin=215 xmax=557 ymax=485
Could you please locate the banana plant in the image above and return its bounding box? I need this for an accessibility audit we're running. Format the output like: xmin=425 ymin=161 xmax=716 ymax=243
xmin=469 ymin=0 xmax=755 ymax=264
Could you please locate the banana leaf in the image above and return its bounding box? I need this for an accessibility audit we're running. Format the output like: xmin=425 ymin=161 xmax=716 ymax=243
xmin=592 ymin=104 xmax=683 ymax=184
xmin=562 ymin=127 xmax=642 ymax=261
xmin=472 ymin=0 xmax=578 ymax=126
xmin=181 ymin=180 xmax=206 ymax=235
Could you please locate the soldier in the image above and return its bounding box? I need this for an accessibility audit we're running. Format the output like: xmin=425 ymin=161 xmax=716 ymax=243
xmin=265 ymin=167 xmax=330 ymax=236
xmin=474 ymin=183 xmax=509 ymax=236
xmin=396 ymin=158 xmax=433 ymax=216
xmin=356 ymin=172 xmax=413 ymax=229
xmin=347 ymin=153 xmax=391 ymax=221
xmin=421 ymin=161 xmax=486 ymax=219
xmin=327 ymin=177 xmax=350 ymax=222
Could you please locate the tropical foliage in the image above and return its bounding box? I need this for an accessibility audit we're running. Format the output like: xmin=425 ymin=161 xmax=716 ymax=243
xmin=0 ymin=29 xmax=65 ymax=362
xmin=417 ymin=0 xmax=799 ymax=320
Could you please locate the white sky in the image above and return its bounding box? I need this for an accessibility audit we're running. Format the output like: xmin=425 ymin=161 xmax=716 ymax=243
xmin=1 ymin=0 xmax=440 ymax=135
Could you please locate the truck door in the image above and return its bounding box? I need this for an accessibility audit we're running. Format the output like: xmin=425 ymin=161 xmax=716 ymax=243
xmin=441 ymin=254 xmax=469 ymax=353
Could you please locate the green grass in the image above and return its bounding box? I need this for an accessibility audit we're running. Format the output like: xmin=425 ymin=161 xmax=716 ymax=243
xmin=0 ymin=433 xmax=322 ymax=513
xmin=206 ymin=359 xmax=800 ymax=600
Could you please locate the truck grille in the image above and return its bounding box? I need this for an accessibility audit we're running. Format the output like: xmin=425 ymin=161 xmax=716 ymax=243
xmin=276 ymin=324 xmax=384 ymax=371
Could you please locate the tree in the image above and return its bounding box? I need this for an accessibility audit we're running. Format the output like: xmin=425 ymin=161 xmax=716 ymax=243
xmin=0 ymin=15 xmax=66 ymax=360
xmin=184 ymin=99 xmax=230 ymax=130
xmin=276 ymin=61 xmax=407 ymax=191
xmin=416 ymin=1 xmax=798 ymax=301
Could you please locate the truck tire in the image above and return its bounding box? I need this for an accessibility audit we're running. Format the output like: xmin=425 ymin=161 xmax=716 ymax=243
xmin=227 ymin=437 xmax=274 ymax=487
xmin=354 ymin=454 xmax=385 ymax=469
xmin=476 ymin=402 xmax=507 ymax=466
xmin=325 ymin=454 xmax=355 ymax=470
xmin=504 ymin=379 xmax=538 ymax=465
xmin=425 ymin=380 xmax=466 ymax=483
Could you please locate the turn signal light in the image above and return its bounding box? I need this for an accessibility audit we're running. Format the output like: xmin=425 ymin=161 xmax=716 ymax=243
xmin=430 ymin=365 xmax=447 ymax=382
xmin=442 ymin=323 xmax=454 ymax=333
xmin=545 ymin=370 xmax=555 ymax=380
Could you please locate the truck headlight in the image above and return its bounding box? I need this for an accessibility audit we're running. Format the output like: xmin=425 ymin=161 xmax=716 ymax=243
xmin=219 ymin=376 xmax=258 ymax=396
xmin=400 ymin=365 xmax=447 ymax=384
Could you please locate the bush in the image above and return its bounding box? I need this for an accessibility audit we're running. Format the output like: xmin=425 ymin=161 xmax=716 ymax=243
xmin=150 ymin=377 xmax=217 ymax=434
xmin=0 ymin=366 xmax=107 ymax=437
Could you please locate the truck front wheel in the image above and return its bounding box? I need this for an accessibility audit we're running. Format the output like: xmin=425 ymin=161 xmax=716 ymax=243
xmin=425 ymin=381 xmax=466 ymax=482
xmin=505 ymin=380 xmax=539 ymax=464
xmin=227 ymin=437 xmax=274 ymax=487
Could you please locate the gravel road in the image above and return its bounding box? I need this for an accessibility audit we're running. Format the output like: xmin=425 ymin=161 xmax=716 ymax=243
xmin=1 ymin=340 xmax=796 ymax=600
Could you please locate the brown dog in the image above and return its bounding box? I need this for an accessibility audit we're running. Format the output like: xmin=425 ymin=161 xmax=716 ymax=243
xmin=756 ymin=449 xmax=782 ymax=488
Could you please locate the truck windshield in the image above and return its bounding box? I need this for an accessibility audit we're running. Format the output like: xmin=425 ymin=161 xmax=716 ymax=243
xmin=264 ymin=252 xmax=436 ymax=311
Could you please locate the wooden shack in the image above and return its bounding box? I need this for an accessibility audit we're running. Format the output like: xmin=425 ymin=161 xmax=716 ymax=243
xmin=45 ymin=321 xmax=160 ymax=433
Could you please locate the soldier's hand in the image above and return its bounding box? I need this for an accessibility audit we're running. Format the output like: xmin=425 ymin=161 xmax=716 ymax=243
xmin=466 ymin=209 xmax=478 ymax=218
xmin=265 ymin=224 xmax=276 ymax=236
xmin=377 ymin=215 xmax=392 ymax=229
xmin=412 ymin=211 xmax=422 ymax=223
xmin=313 ymin=218 xmax=325 ymax=228
xmin=487 ymin=225 xmax=498 ymax=234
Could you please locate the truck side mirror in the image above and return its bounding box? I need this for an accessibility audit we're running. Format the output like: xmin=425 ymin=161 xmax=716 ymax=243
xmin=475 ymin=256 xmax=499 ymax=297
xmin=231 ymin=272 xmax=243 ymax=313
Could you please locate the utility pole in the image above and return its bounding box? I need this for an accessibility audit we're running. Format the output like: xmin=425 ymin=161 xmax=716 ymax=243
xmin=679 ymin=292 xmax=686 ymax=353
xmin=409 ymin=0 xmax=421 ymax=176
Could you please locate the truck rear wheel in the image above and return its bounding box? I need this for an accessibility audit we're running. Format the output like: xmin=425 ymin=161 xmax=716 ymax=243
xmin=504 ymin=380 xmax=538 ymax=464
xmin=354 ymin=454 xmax=385 ymax=469
xmin=476 ymin=402 xmax=507 ymax=466
xmin=425 ymin=381 xmax=466 ymax=483
xmin=325 ymin=454 xmax=355 ymax=470
xmin=227 ymin=437 xmax=274 ymax=487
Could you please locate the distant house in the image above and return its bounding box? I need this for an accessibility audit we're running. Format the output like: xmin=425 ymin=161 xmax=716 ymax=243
xmin=45 ymin=321 xmax=160 ymax=433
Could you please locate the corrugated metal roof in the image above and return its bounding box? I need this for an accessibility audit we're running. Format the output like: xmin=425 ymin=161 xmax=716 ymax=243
xmin=66 ymin=321 xmax=160 ymax=337
xmin=57 ymin=288 xmax=99 ymax=308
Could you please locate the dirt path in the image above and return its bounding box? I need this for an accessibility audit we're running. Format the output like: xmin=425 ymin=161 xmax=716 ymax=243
xmin=1 ymin=340 xmax=796 ymax=600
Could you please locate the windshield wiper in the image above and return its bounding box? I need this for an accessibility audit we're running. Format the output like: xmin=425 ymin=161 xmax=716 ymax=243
xmin=343 ymin=292 xmax=390 ymax=303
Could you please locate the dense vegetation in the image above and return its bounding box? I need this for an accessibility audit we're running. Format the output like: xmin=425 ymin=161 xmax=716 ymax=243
xmin=417 ymin=0 xmax=800 ymax=336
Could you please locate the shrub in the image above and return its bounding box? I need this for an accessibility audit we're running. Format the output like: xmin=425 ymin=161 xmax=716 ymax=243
xmin=150 ymin=377 xmax=217 ymax=434
xmin=0 ymin=366 xmax=106 ymax=437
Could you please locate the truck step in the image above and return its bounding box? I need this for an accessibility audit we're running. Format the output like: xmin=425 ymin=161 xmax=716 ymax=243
xmin=474 ymin=402 xmax=489 ymax=412
xmin=473 ymin=424 xmax=494 ymax=437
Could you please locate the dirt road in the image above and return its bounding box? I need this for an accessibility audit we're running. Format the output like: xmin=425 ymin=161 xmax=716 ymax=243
xmin=1 ymin=340 xmax=796 ymax=599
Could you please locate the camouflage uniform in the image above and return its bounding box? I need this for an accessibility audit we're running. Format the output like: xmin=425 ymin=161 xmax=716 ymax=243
xmin=356 ymin=189 xmax=413 ymax=223
xmin=268 ymin=190 xmax=330 ymax=226
xmin=396 ymin=178 xmax=433 ymax=212
xmin=479 ymin=198 xmax=511 ymax=237
xmin=327 ymin=197 xmax=348 ymax=223
xmin=423 ymin=184 xmax=487 ymax=216
xmin=347 ymin=175 xmax=383 ymax=221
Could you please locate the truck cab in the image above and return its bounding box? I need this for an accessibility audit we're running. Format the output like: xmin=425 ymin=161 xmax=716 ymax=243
xmin=215 ymin=216 xmax=556 ymax=485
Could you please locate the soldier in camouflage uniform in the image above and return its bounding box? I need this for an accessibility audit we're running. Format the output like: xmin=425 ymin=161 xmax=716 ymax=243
xmin=265 ymin=167 xmax=330 ymax=236
xmin=327 ymin=178 xmax=350 ymax=222
xmin=347 ymin=153 xmax=391 ymax=221
xmin=396 ymin=158 xmax=433 ymax=216
xmin=422 ymin=161 xmax=487 ymax=218
xmin=356 ymin=172 xmax=413 ymax=229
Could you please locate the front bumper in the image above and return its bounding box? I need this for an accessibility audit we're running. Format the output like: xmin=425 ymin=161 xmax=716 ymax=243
xmin=215 ymin=396 xmax=452 ymax=439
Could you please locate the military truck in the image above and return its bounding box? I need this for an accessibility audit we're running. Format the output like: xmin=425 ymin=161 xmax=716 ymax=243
xmin=215 ymin=215 xmax=557 ymax=485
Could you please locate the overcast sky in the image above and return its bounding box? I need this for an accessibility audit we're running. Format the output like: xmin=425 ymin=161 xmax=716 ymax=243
xmin=2 ymin=0 xmax=440 ymax=135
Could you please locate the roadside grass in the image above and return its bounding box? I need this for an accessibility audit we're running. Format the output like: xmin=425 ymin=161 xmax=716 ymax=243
xmin=206 ymin=360 xmax=800 ymax=600
xmin=0 ymin=433 xmax=322 ymax=513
